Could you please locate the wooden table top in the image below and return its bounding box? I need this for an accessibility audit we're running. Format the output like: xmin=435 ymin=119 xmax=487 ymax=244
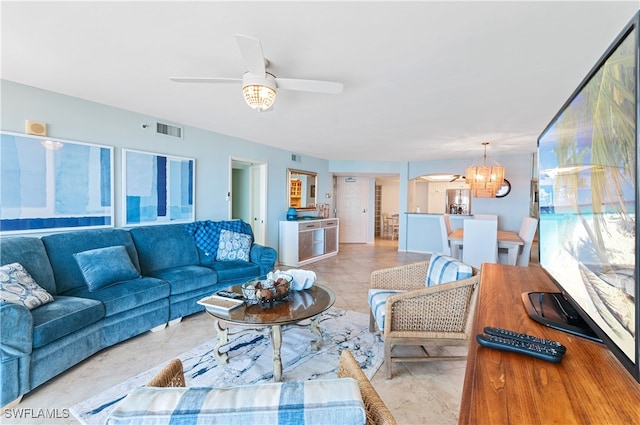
xmin=459 ymin=263 xmax=640 ymax=424
xmin=448 ymin=229 xmax=523 ymax=245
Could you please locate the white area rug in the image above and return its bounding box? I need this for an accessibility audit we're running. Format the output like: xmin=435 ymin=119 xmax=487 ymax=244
xmin=70 ymin=308 xmax=383 ymax=425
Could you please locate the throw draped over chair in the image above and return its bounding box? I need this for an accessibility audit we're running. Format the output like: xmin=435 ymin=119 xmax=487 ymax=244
xmin=462 ymin=218 xmax=498 ymax=269
xmin=368 ymin=257 xmax=480 ymax=379
xmin=499 ymin=216 xmax=538 ymax=266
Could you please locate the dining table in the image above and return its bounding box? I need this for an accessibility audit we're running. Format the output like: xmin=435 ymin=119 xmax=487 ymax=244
xmin=448 ymin=228 xmax=524 ymax=265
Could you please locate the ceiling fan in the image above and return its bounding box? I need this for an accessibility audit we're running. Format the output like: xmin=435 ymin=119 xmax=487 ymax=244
xmin=170 ymin=34 xmax=344 ymax=112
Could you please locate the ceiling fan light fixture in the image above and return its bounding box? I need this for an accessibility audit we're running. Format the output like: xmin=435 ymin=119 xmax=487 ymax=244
xmin=242 ymin=73 xmax=276 ymax=112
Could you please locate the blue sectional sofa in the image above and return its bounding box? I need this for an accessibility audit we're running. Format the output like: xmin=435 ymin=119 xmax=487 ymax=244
xmin=0 ymin=221 xmax=277 ymax=407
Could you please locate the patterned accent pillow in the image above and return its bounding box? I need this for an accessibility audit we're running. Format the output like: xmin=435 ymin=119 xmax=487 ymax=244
xmin=184 ymin=220 xmax=254 ymax=256
xmin=216 ymin=229 xmax=252 ymax=261
xmin=0 ymin=262 xmax=54 ymax=310
xmin=425 ymin=254 xmax=473 ymax=287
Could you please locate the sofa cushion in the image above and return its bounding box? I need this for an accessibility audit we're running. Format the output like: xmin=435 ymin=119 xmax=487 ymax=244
xmin=74 ymin=246 xmax=141 ymax=291
xmin=0 ymin=263 xmax=54 ymax=310
xmin=31 ymin=295 xmax=105 ymax=348
xmin=42 ymin=229 xmax=141 ymax=294
xmin=368 ymin=288 xmax=405 ymax=331
xmin=207 ymin=260 xmax=260 ymax=284
xmin=148 ymin=265 xmax=217 ymax=296
xmin=216 ymin=229 xmax=252 ymax=261
xmin=65 ymin=277 xmax=169 ymax=317
xmin=129 ymin=225 xmax=199 ymax=275
xmin=106 ymin=379 xmax=366 ymax=425
xmin=425 ymin=254 xmax=473 ymax=287
xmin=0 ymin=237 xmax=57 ymax=294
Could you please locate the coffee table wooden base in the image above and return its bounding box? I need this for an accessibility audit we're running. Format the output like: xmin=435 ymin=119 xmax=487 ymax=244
xmin=212 ymin=315 xmax=324 ymax=382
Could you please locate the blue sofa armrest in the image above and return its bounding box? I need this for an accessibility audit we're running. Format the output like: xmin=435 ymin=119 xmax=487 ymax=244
xmin=1 ymin=301 xmax=33 ymax=407
xmin=106 ymin=379 xmax=366 ymax=425
xmin=250 ymin=244 xmax=277 ymax=275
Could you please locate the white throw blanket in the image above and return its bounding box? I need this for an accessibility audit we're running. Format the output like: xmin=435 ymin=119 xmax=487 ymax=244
xmin=269 ymin=269 xmax=316 ymax=290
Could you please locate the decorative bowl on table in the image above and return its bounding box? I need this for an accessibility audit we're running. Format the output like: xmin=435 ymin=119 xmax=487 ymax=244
xmin=241 ymin=273 xmax=293 ymax=307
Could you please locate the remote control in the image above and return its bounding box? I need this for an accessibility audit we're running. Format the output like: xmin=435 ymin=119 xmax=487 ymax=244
xmin=484 ymin=327 xmax=567 ymax=354
xmin=215 ymin=290 xmax=244 ymax=300
xmin=476 ymin=334 xmax=564 ymax=363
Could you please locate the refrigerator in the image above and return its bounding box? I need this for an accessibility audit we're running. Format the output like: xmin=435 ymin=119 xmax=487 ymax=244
xmin=446 ymin=189 xmax=471 ymax=215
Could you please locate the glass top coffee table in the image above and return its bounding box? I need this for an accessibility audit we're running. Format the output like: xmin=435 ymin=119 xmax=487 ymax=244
xmin=203 ymin=284 xmax=335 ymax=382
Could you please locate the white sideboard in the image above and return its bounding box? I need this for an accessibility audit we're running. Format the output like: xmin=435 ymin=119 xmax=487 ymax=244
xmin=279 ymin=219 xmax=339 ymax=266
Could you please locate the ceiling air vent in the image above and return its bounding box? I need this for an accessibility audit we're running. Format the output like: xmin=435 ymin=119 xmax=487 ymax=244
xmin=156 ymin=122 xmax=183 ymax=138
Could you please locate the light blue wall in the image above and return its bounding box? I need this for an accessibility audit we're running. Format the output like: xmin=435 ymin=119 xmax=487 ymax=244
xmin=2 ymin=80 xmax=536 ymax=253
xmin=0 ymin=80 xmax=333 ymax=250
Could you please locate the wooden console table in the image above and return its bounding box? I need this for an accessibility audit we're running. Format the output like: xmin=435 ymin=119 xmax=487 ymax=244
xmin=459 ymin=263 xmax=640 ymax=424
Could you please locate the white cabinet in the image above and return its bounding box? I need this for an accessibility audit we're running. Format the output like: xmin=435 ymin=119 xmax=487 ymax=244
xmin=427 ymin=182 xmax=447 ymax=214
xmin=279 ymin=219 xmax=339 ymax=266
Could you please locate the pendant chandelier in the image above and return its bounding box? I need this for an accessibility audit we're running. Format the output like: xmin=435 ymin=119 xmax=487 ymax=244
xmin=465 ymin=142 xmax=505 ymax=198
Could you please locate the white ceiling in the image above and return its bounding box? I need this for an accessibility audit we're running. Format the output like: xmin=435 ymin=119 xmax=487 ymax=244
xmin=1 ymin=1 xmax=638 ymax=161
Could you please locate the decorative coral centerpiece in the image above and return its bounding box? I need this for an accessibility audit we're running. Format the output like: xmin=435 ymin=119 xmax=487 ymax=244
xmin=242 ymin=273 xmax=292 ymax=308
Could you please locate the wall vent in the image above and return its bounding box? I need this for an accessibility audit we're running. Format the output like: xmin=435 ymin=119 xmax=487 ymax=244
xmin=156 ymin=122 xmax=183 ymax=138
xmin=291 ymin=153 xmax=301 ymax=162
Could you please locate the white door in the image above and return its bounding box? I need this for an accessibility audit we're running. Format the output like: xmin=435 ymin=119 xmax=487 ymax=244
xmin=250 ymin=164 xmax=267 ymax=245
xmin=336 ymin=177 xmax=369 ymax=243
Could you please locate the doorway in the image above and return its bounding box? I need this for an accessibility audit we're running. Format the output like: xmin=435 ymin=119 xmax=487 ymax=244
xmin=335 ymin=176 xmax=369 ymax=243
xmin=230 ymin=158 xmax=267 ymax=245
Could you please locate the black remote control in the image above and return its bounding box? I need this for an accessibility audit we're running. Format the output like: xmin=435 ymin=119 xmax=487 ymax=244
xmin=215 ymin=290 xmax=244 ymax=300
xmin=476 ymin=334 xmax=564 ymax=363
xmin=484 ymin=327 xmax=567 ymax=354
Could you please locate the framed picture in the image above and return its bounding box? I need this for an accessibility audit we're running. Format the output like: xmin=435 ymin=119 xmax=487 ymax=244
xmin=123 ymin=149 xmax=195 ymax=226
xmin=0 ymin=131 xmax=114 ymax=233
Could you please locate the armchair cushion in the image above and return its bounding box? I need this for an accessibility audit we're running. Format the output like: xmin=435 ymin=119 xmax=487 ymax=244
xmin=425 ymin=254 xmax=472 ymax=287
xmin=106 ymin=379 xmax=366 ymax=425
xmin=368 ymin=289 xmax=404 ymax=331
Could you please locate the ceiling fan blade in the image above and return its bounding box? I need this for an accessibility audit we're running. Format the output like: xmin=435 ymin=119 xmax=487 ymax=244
xmin=170 ymin=77 xmax=242 ymax=84
xmin=235 ymin=34 xmax=266 ymax=76
xmin=275 ymin=77 xmax=343 ymax=94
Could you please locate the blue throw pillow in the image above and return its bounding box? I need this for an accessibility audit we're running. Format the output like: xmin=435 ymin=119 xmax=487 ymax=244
xmin=74 ymin=246 xmax=140 ymax=291
xmin=425 ymin=254 xmax=473 ymax=287
xmin=216 ymin=229 xmax=252 ymax=261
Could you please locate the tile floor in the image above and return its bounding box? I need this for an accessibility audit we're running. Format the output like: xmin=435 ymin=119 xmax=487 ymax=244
xmin=1 ymin=240 xmax=539 ymax=425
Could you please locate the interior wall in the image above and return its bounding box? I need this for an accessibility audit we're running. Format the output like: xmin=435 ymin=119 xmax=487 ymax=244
xmin=0 ymin=81 xmax=334 ymax=250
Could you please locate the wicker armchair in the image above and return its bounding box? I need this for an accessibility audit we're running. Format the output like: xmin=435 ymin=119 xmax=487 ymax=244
xmin=144 ymin=352 xmax=395 ymax=425
xmin=338 ymin=350 xmax=396 ymax=425
xmin=146 ymin=358 xmax=186 ymax=387
xmin=369 ymin=259 xmax=480 ymax=379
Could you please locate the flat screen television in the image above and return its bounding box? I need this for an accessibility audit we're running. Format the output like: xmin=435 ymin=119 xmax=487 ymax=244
xmin=533 ymin=11 xmax=639 ymax=382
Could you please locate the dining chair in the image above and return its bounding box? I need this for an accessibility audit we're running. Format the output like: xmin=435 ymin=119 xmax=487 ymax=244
xmin=462 ymin=219 xmax=498 ymax=269
xmin=390 ymin=214 xmax=399 ymax=240
xmin=473 ymin=214 xmax=498 ymax=221
xmin=439 ymin=214 xmax=452 ymax=256
xmin=381 ymin=212 xmax=391 ymax=238
xmin=499 ymin=216 xmax=538 ymax=266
